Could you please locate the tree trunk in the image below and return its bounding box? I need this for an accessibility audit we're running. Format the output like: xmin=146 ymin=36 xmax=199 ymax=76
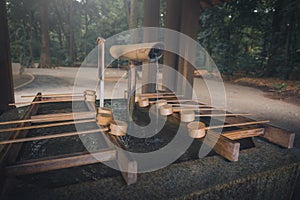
xmin=0 ymin=0 xmax=15 ymax=112
xmin=126 ymin=0 xmax=139 ymax=43
xmin=69 ymin=0 xmax=74 ymax=65
xmin=39 ymin=0 xmax=51 ymax=68
xmin=265 ymin=0 xmax=285 ymax=77
xmin=285 ymin=0 xmax=297 ymax=79
xmin=84 ymin=0 xmax=88 ymax=57
xmin=123 ymin=0 xmax=130 ymax=26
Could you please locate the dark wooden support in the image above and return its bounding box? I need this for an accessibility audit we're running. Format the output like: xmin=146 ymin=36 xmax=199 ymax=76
xmin=261 ymin=126 xmax=295 ymax=149
xmin=142 ymin=0 xmax=160 ymax=93
xmin=85 ymin=101 xmax=137 ymax=185
xmin=199 ymin=130 xmax=240 ymax=162
xmin=105 ymin=134 xmax=137 ymax=185
xmin=176 ymin=0 xmax=201 ymax=99
xmin=162 ymin=0 xmax=182 ymax=92
xmin=0 ymin=0 xmax=15 ymax=112
xmin=169 ymin=112 xmax=240 ymax=162
xmin=224 ymin=116 xmax=294 ymax=149
xmin=5 ymin=149 xmax=116 ymax=176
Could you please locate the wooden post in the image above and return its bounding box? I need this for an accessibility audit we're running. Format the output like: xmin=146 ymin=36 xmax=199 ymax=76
xmin=142 ymin=0 xmax=160 ymax=93
xmin=0 ymin=0 xmax=15 ymax=113
xmin=177 ymin=0 xmax=201 ymax=99
xmin=162 ymin=0 xmax=182 ymax=92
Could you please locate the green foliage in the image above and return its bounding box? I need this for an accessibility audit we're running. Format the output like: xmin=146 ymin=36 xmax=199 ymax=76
xmin=6 ymin=0 xmax=300 ymax=78
xmin=199 ymin=0 xmax=300 ymax=79
xmin=7 ymin=0 xmax=129 ymax=67
xmin=296 ymin=81 xmax=300 ymax=91
xmin=272 ymin=82 xmax=287 ymax=92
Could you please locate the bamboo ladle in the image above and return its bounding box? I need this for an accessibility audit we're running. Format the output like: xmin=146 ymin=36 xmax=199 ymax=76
xmin=159 ymin=104 xmax=221 ymax=116
xmin=96 ymin=107 xmax=113 ymax=126
xmin=138 ymin=98 xmax=198 ymax=108
xmin=109 ymin=120 xmax=128 ymax=136
xmin=187 ymin=120 xmax=270 ymax=138
xmin=180 ymin=110 xmax=252 ymax=123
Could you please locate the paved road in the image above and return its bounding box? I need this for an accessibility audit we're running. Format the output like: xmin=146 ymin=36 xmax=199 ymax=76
xmin=15 ymin=67 xmax=300 ymax=151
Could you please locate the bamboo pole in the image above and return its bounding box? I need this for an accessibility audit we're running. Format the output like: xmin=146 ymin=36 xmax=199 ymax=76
xmin=21 ymin=92 xmax=82 ymax=98
xmin=187 ymin=120 xmax=270 ymax=139
xmin=207 ymin=120 xmax=270 ymax=130
xmin=0 ymin=119 xmax=96 ymax=133
xmin=30 ymin=112 xmax=95 ymax=120
xmin=0 ymin=128 xmax=108 ymax=145
xmin=9 ymin=98 xmax=84 ymax=106
xmin=138 ymin=92 xmax=176 ymax=97
xmin=171 ymin=104 xmax=214 ymax=108
xmin=0 ymin=112 xmax=95 ymax=125
xmin=146 ymin=95 xmax=183 ymax=99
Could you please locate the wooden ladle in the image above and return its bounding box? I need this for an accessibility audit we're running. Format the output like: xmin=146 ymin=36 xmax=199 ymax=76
xmin=159 ymin=104 xmax=220 ymax=116
xmin=180 ymin=110 xmax=251 ymax=123
xmin=109 ymin=120 xmax=128 ymax=136
xmin=136 ymin=95 xmax=186 ymax=108
xmin=96 ymin=107 xmax=113 ymax=126
xmin=187 ymin=120 xmax=270 ymax=138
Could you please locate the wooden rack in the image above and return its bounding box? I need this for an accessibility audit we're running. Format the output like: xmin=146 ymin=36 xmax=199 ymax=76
xmin=0 ymin=92 xmax=138 ymax=194
xmin=166 ymin=101 xmax=295 ymax=162
xmin=0 ymin=92 xmax=295 ymax=193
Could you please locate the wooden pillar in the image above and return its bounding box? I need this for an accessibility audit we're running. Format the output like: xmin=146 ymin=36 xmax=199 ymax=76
xmin=0 ymin=0 xmax=15 ymax=113
xmin=177 ymin=0 xmax=201 ymax=99
xmin=142 ymin=0 xmax=160 ymax=93
xmin=162 ymin=0 xmax=182 ymax=92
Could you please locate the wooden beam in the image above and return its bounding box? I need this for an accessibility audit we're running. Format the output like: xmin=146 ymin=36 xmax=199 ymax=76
xmin=222 ymin=128 xmax=265 ymax=140
xmin=224 ymin=116 xmax=294 ymax=148
xmin=104 ymin=133 xmax=138 ymax=185
xmin=0 ymin=0 xmax=14 ymax=112
xmin=262 ymin=126 xmax=295 ymax=149
xmin=5 ymin=149 xmax=116 ymax=176
xmin=199 ymin=130 xmax=240 ymax=162
xmin=168 ymin=111 xmax=240 ymax=162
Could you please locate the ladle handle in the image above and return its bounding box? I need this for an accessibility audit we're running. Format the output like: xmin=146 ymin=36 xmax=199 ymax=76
xmin=174 ymin=108 xmax=221 ymax=112
xmin=205 ymin=120 xmax=270 ymax=130
xmin=0 ymin=119 xmax=96 ymax=133
xmin=171 ymin=104 xmax=211 ymax=107
xmin=21 ymin=92 xmax=82 ymax=98
xmin=195 ymin=113 xmax=251 ymax=117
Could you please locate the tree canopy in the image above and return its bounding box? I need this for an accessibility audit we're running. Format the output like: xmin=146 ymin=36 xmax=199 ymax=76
xmin=6 ymin=0 xmax=300 ymax=79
